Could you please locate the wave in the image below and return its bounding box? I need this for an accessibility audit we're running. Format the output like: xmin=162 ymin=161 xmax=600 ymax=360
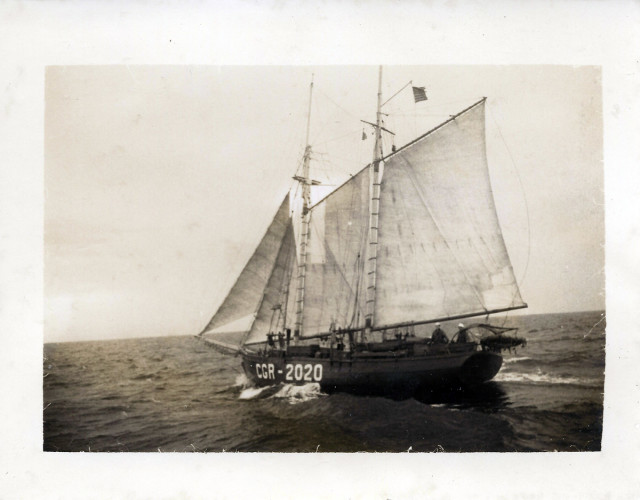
xmin=495 ymin=369 xmax=601 ymax=388
xmin=131 ymin=373 xmax=160 ymax=381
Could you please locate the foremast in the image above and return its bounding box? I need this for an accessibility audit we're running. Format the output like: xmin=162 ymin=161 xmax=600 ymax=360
xmin=293 ymin=75 xmax=314 ymax=343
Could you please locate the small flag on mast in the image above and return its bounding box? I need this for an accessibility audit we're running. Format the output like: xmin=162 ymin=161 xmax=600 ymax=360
xmin=412 ymin=86 xmax=428 ymax=103
xmin=362 ymin=129 xmax=367 ymax=140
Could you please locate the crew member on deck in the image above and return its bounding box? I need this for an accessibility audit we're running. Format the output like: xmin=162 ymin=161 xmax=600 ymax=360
xmin=456 ymin=323 xmax=469 ymax=343
xmin=267 ymin=332 xmax=275 ymax=349
xmin=277 ymin=331 xmax=285 ymax=349
xmin=431 ymin=322 xmax=448 ymax=344
xmin=330 ymin=324 xmax=337 ymax=348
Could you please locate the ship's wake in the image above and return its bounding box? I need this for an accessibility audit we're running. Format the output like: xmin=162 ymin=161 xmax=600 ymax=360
xmin=271 ymin=383 xmax=327 ymax=404
xmin=234 ymin=373 xmax=251 ymax=387
xmin=495 ymin=368 xmax=602 ymax=387
xmin=238 ymin=385 xmax=277 ymax=400
xmin=503 ymin=356 xmax=531 ymax=364
xmin=237 ymin=381 xmax=327 ymax=404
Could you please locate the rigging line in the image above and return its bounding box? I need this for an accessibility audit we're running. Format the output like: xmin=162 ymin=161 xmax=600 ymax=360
xmin=413 ymin=96 xmax=417 ymax=140
xmin=316 ymin=87 xmax=360 ymax=120
xmin=348 ymin=255 xmax=361 ymax=328
xmin=349 ymin=229 xmax=369 ymax=329
xmin=488 ymin=105 xmax=531 ymax=292
xmin=381 ymin=80 xmax=413 ymax=107
xmin=314 ymin=127 xmax=364 ymax=148
xmin=392 ymin=112 xmax=455 ymax=118
xmin=313 ymin=154 xmax=365 ymax=169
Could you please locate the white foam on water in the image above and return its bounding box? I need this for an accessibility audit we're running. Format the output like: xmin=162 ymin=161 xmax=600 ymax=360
xmin=271 ymin=383 xmax=326 ymax=404
xmin=495 ymin=369 xmax=600 ymax=387
xmin=503 ymin=356 xmax=531 ymax=364
xmin=234 ymin=373 xmax=250 ymax=387
xmin=238 ymin=386 xmax=272 ymax=400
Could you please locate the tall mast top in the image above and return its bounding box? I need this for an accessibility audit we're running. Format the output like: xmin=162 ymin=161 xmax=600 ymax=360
xmin=305 ymin=74 xmax=314 ymax=149
xmin=372 ymin=66 xmax=383 ymax=167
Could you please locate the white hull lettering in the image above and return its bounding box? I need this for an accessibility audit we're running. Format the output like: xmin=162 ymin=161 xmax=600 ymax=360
xmin=284 ymin=363 xmax=323 ymax=382
xmin=255 ymin=363 xmax=276 ymax=380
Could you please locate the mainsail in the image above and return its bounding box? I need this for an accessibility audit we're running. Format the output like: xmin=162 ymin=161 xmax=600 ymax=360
xmin=373 ymin=99 xmax=526 ymax=328
xmin=199 ymin=195 xmax=292 ymax=340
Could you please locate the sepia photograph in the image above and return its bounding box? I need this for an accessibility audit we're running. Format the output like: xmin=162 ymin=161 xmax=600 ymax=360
xmin=2 ymin=1 xmax=639 ymax=499
xmin=44 ymin=65 xmax=604 ymax=453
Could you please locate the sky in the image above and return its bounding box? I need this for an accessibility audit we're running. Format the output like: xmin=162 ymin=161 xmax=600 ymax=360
xmin=44 ymin=65 xmax=604 ymax=342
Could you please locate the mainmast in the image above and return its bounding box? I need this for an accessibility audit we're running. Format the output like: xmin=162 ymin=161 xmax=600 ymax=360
xmin=294 ymin=74 xmax=314 ymax=342
xmin=365 ymin=66 xmax=383 ymax=329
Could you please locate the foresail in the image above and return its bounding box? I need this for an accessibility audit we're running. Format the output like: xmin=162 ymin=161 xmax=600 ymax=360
xmin=374 ymin=100 xmax=525 ymax=328
xmin=301 ymin=168 xmax=370 ymax=336
xmin=244 ymin=222 xmax=296 ymax=345
xmin=199 ymin=195 xmax=291 ymax=337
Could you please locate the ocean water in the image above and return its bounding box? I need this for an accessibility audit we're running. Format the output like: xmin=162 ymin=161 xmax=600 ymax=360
xmin=43 ymin=311 xmax=605 ymax=452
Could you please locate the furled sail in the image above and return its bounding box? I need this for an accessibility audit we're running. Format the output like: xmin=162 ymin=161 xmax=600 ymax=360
xmin=301 ymin=168 xmax=370 ymax=336
xmin=374 ymin=99 xmax=526 ymax=328
xmin=199 ymin=195 xmax=291 ymax=337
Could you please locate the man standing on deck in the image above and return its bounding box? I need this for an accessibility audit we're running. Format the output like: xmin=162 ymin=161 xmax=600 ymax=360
xmin=431 ymin=323 xmax=448 ymax=344
xmin=277 ymin=331 xmax=285 ymax=349
xmin=456 ymin=323 xmax=469 ymax=343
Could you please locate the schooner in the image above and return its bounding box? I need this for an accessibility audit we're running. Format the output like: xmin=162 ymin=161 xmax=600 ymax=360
xmin=197 ymin=67 xmax=527 ymax=395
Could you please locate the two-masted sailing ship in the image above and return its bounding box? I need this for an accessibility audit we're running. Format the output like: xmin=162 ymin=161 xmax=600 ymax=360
xmin=197 ymin=68 xmax=527 ymax=396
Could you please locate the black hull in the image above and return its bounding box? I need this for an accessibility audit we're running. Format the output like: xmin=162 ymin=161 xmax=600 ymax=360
xmin=240 ymin=345 xmax=502 ymax=397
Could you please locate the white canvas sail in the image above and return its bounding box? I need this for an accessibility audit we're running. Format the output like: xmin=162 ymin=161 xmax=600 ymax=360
xmin=243 ymin=222 xmax=296 ymax=345
xmin=301 ymin=168 xmax=370 ymax=335
xmin=374 ymin=99 xmax=526 ymax=328
xmin=199 ymin=195 xmax=291 ymax=337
